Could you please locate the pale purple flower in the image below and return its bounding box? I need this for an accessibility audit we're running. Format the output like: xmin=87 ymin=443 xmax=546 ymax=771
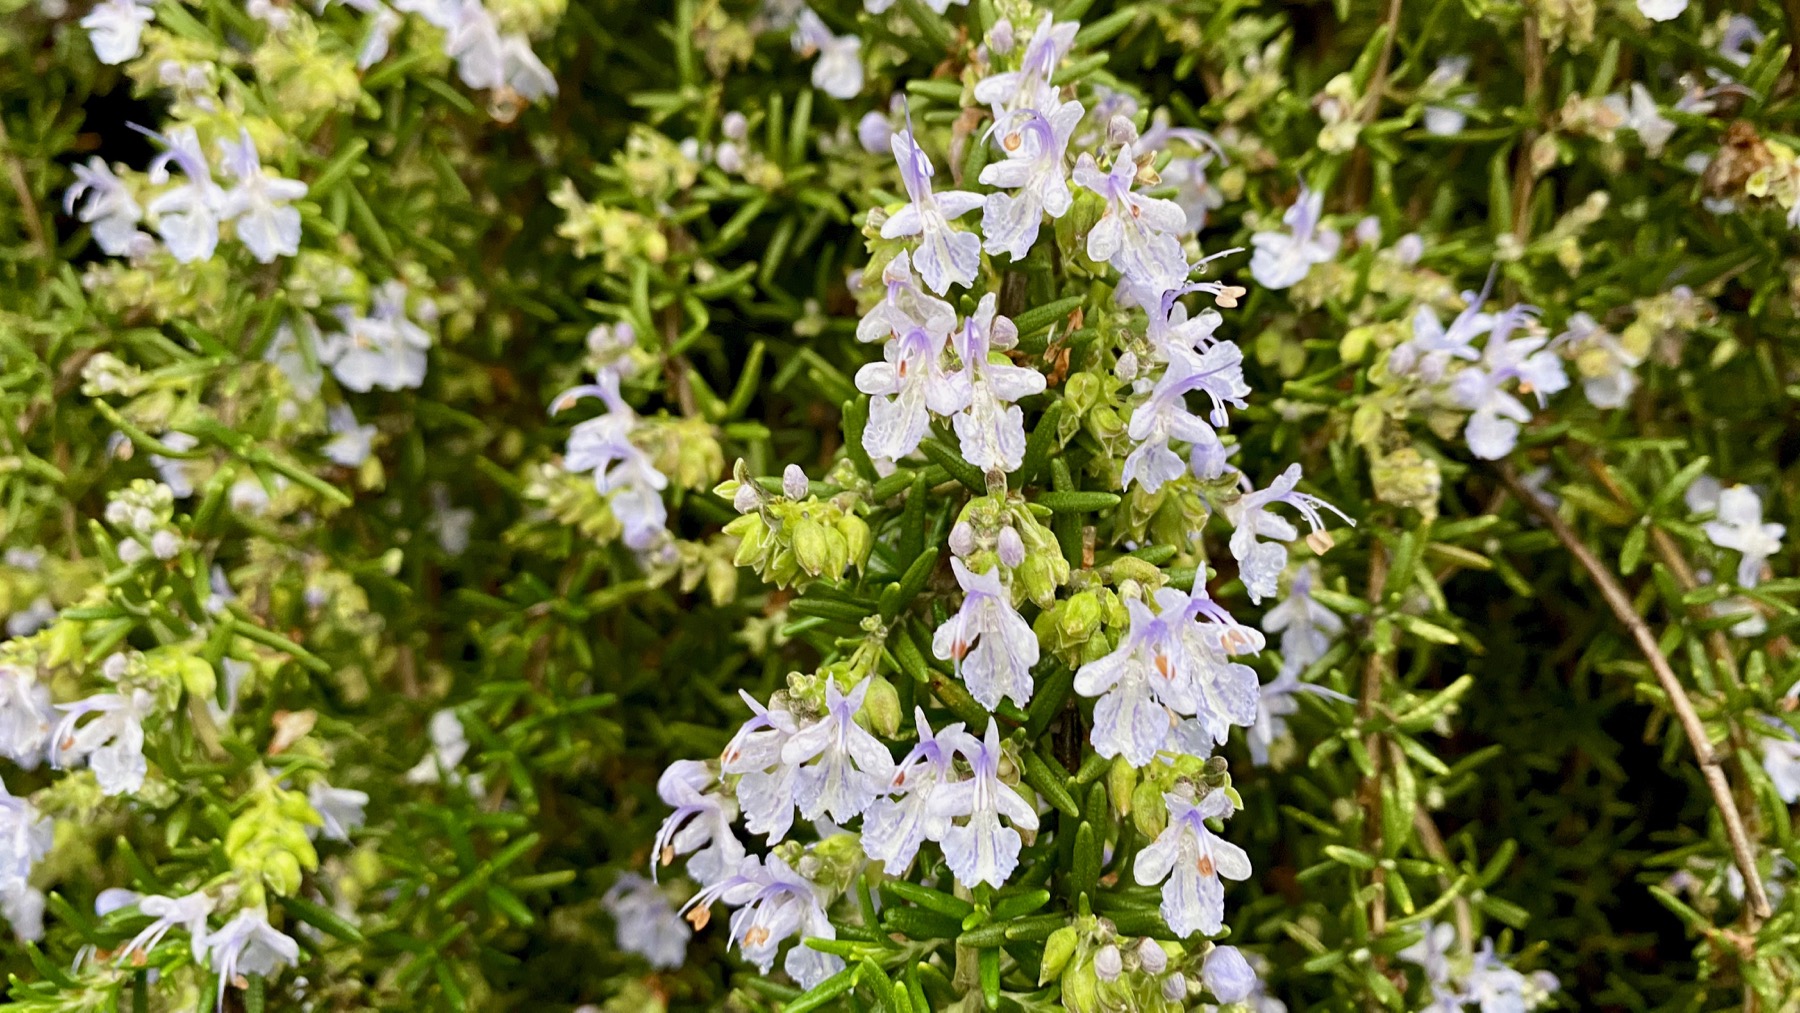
xmin=1248 ymin=181 xmax=1340 ymax=290
xmin=1397 ymin=919 xmax=1458 ymax=985
xmin=792 ymin=10 xmax=862 ymax=100
xmin=1449 ymin=308 xmax=1568 ymax=460
xmin=1703 ymin=485 xmax=1784 ymax=588
xmin=652 ymin=759 xmax=744 ymax=886
xmin=1074 ymin=142 xmax=1189 ymax=291
xmin=979 ymin=100 xmax=1083 ymax=260
xmin=557 ymin=372 xmax=670 ymax=552
xmin=65 ymin=158 xmax=144 ymax=256
xmin=404 ymin=709 xmax=472 ymax=785
xmin=883 ymin=119 xmax=984 ymax=295
xmin=217 ymin=130 xmax=307 ymax=263
xmin=949 ymin=295 xmax=1045 ymax=473
xmin=1603 ymin=83 xmax=1676 ymax=156
xmin=932 ymin=558 xmax=1038 ymax=711
xmin=323 ymin=404 xmax=377 ymax=467
xmin=929 ymin=719 xmax=1039 ymax=888
xmin=1761 ymin=718 xmax=1800 ymax=804
xmin=681 ymin=853 xmax=842 ymax=986
xmin=972 ymin=12 xmax=1077 ymax=119
xmin=858 ymin=110 xmax=893 ymax=154
xmin=81 ymin=0 xmax=155 ymax=64
xmin=1203 ymin=945 xmax=1257 ymax=1003
xmin=1393 ymin=279 xmax=1495 ymax=380
xmin=1463 ymin=941 xmax=1536 ymax=1012
xmin=1226 ymin=464 xmax=1354 ymax=604
xmin=1554 ymin=311 xmax=1641 ymax=409
xmin=500 ymin=35 xmax=557 ymax=99
xmin=145 ymin=126 xmax=225 ymax=264
xmin=1122 ymin=342 xmax=1249 ymax=494
xmin=723 ymin=693 xmax=802 ymax=843
xmin=0 ymin=665 xmax=53 ymax=768
xmin=1139 ymin=111 xmax=1226 ymax=233
xmin=1260 ymin=562 xmax=1343 ymax=679
xmin=51 ymin=688 xmax=153 ymax=795
xmin=0 ymin=777 xmax=51 ymax=894
xmin=1074 ymin=587 xmax=1261 ymax=765
xmin=781 ymin=678 xmax=896 ymax=824
xmin=1132 ymin=787 xmax=1251 ymax=936
xmin=602 ymin=873 xmax=691 ymax=969
xmin=203 ymin=908 xmax=299 ymax=1012
xmin=855 ymin=268 xmax=968 ymax=463
xmin=1422 ymin=57 xmax=1473 ymax=136
xmin=306 ymin=781 xmax=369 ymax=842
xmin=118 ymin=891 xmax=214 ymax=965
xmin=862 ymin=708 xmax=975 ymax=873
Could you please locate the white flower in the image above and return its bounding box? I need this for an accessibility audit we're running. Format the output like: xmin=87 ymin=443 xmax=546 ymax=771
xmin=203 ymin=908 xmax=300 ymax=1011
xmin=601 ymin=874 xmax=691 ymax=969
xmin=307 ymin=781 xmax=370 ymax=842
xmin=81 ymin=0 xmax=155 ymax=65
xmin=325 ymin=281 xmax=433 ymax=392
xmin=1637 ymin=0 xmax=1686 ymax=21
xmin=117 ymin=891 xmax=215 ymax=965
xmin=64 ymin=157 xmax=144 ymax=256
xmin=217 ymin=130 xmax=307 ymax=263
xmin=323 ymin=404 xmax=377 ymax=466
xmin=501 ymin=35 xmax=557 ymax=99
xmin=948 ymin=295 xmax=1045 ymax=474
xmin=1248 ymin=180 xmax=1340 ymax=290
xmin=145 ymin=126 xmax=225 ymax=264
xmin=1602 ymin=83 xmax=1676 ymax=156
xmin=404 ymin=708 xmax=473 ymax=784
xmin=792 ymin=10 xmax=862 ymax=99
xmin=1703 ymin=485 xmax=1784 ymax=588
xmin=0 ymin=777 xmax=52 ymax=894
xmin=0 ymin=664 xmax=53 ymax=767
xmin=51 ymin=688 xmax=154 ymax=795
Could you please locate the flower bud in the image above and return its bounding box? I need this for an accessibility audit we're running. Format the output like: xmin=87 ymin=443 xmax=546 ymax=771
xmin=150 ymin=530 xmax=180 ymax=560
xmin=1107 ymin=115 xmax=1139 ymax=147
xmin=1136 ymin=937 xmax=1167 ymax=974
xmin=783 ymin=464 xmax=809 ymax=500
xmin=1094 ymin=944 xmax=1122 ymax=982
xmin=733 ymin=483 xmax=759 ymax=514
xmin=793 ymin=519 xmax=829 ymax=576
xmin=950 ymin=520 xmax=976 ymax=558
xmin=1202 ymin=945 xmax=1256 ymax=1003
xmin=1040 ymin=926 xmax=1078 ymax=986
xmin=1161 ymin=973 xmax=1188 ymax=1002
xmin=998 ymin=526 xmax=1025 ymax=568
xmin=861 ymin=674 xmax=901 ymax=737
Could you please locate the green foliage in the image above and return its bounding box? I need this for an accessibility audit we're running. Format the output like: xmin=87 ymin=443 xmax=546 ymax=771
xmin=3 ymin=0 xmax=1800 ymax=1010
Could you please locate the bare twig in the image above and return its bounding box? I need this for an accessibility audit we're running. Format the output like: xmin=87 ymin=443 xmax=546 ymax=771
xmin=1359 ymin=541 xmax=1392 ymax=1006
xmin=1411 ymin=805 xmax=1475 ymax=955
xmin=1496 ymin=464 xmax=1772 ymax=924
xmin=0 ymin=115 xmax=48 ymax=260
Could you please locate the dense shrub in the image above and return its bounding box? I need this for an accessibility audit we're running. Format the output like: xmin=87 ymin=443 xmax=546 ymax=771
xmin=3 ymin=0 xmax=1800 ymax=1009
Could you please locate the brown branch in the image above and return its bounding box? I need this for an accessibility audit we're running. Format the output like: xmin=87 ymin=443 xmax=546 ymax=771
xmin=1509 ymin=13 xmax=1546 ymax=246
xmin=1359 ymin=540 xmax=1392 ymax=1007
xmin=1411 ymin=804 xmax=1475 ymax=956
xmin=1496 ymin=464 xmax=1772 ymax=924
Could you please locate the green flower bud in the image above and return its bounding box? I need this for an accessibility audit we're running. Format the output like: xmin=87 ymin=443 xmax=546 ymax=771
xmin=1109 ymin=756 xmax=1139 ymax=818
xmin=1132 ymin=781 xmax=1167 ymax=839
xmin=861 ymin=674 xmax=901 ymax=737
xmin=792 ymin=519 xmax=829 ymax=576
xmin=838 ymin=514 xmax=871 ymax=574
xmin=1041 ymin=926 xmax=1079 ymax=985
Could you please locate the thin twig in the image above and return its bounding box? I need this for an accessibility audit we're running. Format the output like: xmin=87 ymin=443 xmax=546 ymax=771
xmin=1509 ymin=13 xmax=1546 ymax=246
xmin=1411 ymin=805 xmax=1475 ymax=956
xmin=0 ymin=115 xmax=48 ymax=260
xmin=1496 ymin=464 xmax=1772 ymax=923
xmin=1359 ymin=541 xmax=1392 ymax=1008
